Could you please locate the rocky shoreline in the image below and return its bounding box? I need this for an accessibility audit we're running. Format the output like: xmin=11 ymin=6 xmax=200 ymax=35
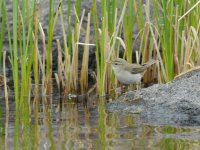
xmin=107 ymin=68 xmax=200 ymax=126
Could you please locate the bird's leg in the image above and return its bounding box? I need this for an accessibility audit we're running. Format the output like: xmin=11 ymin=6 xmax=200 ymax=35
xmin=127 ymin=84 xmax=133 ymax=91
xmin=122 ymin=84 xmax=138 ymax=101
xmin=114 ymin=82 xmax=125 ymax=97
xmin=136 ymin=82 xmax=141 ymax=90
xmin=118 ymin=82 xmax=127 ymax=94
xmin=122 ymin=84 xmax=128 ymax=93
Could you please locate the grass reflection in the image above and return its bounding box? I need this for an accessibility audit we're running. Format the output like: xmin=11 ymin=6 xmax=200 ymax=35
xmin=1 ymin=95 xmax=200 ymax=149
xmin=97 ymin=98 xmax=107 ymax=150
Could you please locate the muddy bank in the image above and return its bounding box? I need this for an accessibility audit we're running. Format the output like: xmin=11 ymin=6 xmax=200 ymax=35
xmin=107 ymin=68 xmax=200 ymax=126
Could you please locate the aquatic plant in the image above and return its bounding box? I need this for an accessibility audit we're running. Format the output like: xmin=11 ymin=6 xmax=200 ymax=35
xmin=1 ymin=0 xmax=199 ymax=102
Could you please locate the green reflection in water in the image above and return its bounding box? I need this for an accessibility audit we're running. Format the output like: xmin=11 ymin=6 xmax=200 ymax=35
xmin=0 ymin=100 xmax=5 ymax=150
xmin=96 ymin=97 xmax=107 ymax=150
xmin=21 ymin=101 xmax=31 ymax=149
xmin=14 ymin=95 xmax=32 ymax=149
xmin=45 ymin=97 xmax=55 ymax=150
xmin=33 ymin=94 xmax=39 ymax=149
xmin=156 ymin=126 xmax=200 ymax=150
xmin=14 ymin=112 xmax=20 ymax=150
xmin=63 ymin=103 xmax=78 ymax=149
xmin=5 ymin=95 xmax=200 ymax=149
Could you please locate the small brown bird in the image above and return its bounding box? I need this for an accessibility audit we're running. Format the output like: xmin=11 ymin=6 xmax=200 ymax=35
xmin=111 ymin=58 xmax=157 ymax=85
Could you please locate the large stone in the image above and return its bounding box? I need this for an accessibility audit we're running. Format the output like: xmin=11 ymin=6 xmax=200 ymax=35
xmin=107 ymin=68 xmax=200 ymax=126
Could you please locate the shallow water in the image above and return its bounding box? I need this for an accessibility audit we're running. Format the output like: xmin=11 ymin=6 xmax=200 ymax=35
xmin=1 ymin=95 xmax=200 ymax=150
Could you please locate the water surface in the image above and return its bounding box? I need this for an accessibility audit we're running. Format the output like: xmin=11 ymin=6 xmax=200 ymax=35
xmin=1 ymin=95 xmax=200 ymax=150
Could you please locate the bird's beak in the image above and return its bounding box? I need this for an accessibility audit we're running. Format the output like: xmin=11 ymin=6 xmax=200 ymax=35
xmin=106 ymin=60 xmax=112 ymax=64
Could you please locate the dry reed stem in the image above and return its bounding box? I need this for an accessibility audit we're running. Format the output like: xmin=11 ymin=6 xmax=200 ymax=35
xmin=56 ymin=39 xmax=64 ymax=93
xmin=175 ymin=66 xmax=200 ymax=79
xmin=54 ymin=73 xmax=60 ymax=93
xmin=144 ymin=4 xmax=168 ymax=82
xmin=80 ymin=13 xmax=91 ymax=93
xmin=3 ymin=51 xmax=9 ymax=112
xmin=107 ymin=0 xmax=128 ymax=61
xmin=178 ymin=1 xmax=200 ymax=22
xmin=72 ymin=9 xmax=85 ymax=91
xmin=39 ymin=23 xmax=47 ymax=95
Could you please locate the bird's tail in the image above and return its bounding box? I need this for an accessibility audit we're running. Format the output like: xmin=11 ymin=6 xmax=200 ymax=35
xmin=143 ymin=59 xmax=158 ymax=67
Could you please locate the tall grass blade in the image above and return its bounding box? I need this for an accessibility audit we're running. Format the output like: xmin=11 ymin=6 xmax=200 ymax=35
xmin=80 ymin=13 xmax=91 ymax=93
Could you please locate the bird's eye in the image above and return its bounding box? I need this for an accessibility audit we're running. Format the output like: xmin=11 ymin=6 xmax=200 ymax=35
xmin=114 ymin=62 xmax=118 ymax=65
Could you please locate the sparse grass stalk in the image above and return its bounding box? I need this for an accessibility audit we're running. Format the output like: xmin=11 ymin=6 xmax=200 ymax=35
xmin=75 ymin=0 xmax=81 ymax=18
xmin=134 ymin=0 xmax=145 ymax=34
xmin=58 ymin=3 xmax=70 ymax=93
xmin=55 ymin=30 xmax=69 ymax=94
xmin=0 ymin=0 xmax=6 ymax=70
xmin=19 ymin=0 xmax=35 ymax=104
xmin=138 ymin=22 xmax=156 ymax=83
xmin=99 ymin=7 xmax=107 ymax=95
xmin=44 ymin=0 xmax=60 ymax=95
xmin=123 ymin=0 xmax=134 ymax=62
xmin=73 ymin=1 xmax=82 ymax=44
xmin=46 ymin=0 xmax=55 ymax=93
xmin=109 ymin=0 xmax=118 ymax=34
xmin=3 ymin=51 xmax=8 ymax=112
xmin=71 ymin=9 xmax=85 ymax=92
xmin=32 ymin=6 xmax=40 ymax=148
xmin=145 ymin=5 xmax=168 ymax=82
xmin=106 ymin=0 xmax=128 ymax=92
xmin=33 ymin=6 xmax=40 ymax=95
xmin=136 ymin=2 xmax=158 ymax=84
xmin=138 ymin=23 xmax=150 ymax=62
xmin=10 ymin=0 xmax=21 ymax=149
xmin=91 ymin=0 xmax=100 ymax=93
xmin=18 ymin=0 xmax=37 ymax=148
xmin=97 ymin=98 xmax=106 ymax=150
xmin=67 ymin=0 xmax=72 ymax=56
xmin=80 ymin=13 xmax=91 ymax=93
xmin=160 ymin=0 xmax=174 ymax=81
xmin=56 ymin=3 xmax=86 ymax=93
xmin=38 ymin=23 xmax=47 ymax=94
xmin=55 ymin=39 xmax=62 ymax=93
xmin=92 ymin=0 xmax=128 ymax=95
xmin=46 ymin=0 xmax=55 ymax=78
xmin=12 ymin=0 xmax=19 ymax=110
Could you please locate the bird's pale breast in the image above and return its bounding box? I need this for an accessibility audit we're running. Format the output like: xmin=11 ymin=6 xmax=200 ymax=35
xmin=116 ymin=70 xmax=142 ymax=84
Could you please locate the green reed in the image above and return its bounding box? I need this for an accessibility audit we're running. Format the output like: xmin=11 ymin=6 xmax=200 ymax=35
xmin=80 ymin=13 xmax=91 ymax=94
xmin=0 ymin=0 xmax=6 ymax=70
xmin=158 ymin=0 xmax=175 ymax=81
xmin=46 ymin=0 xmax=54 ymax=92
xmin=2 ymin=0 xmax=200 ymax=102
xmin=134 ymin=0 xmax=145 ymax=34
xmin=152 ymin=0 xmax=200 ymax=81
xmin=12 ymin=0 xmax=19 ymax=148
xmin=2 ymin=0 xmax=20 ymax=147
xmin=67 ymin=0 xmax=72 ymax=56
xmin=97 ymin=98 xmax=106 ymax=150
xmin=54 ymin=0 xmax=90 ymax=94
xmin=132 ymin=0 xmax=200 ymax=83
xmin=20 ymin=0 xmax=37 ymax=148
xmin=91 ymin=0 xmax=128 ymax=96
xmin=122 ymin=0 xmax=134 ymax=63
xmin=4 ymin=0 xmax=40 ymax=148
xmin=11 ymin=0 xmax=19 ymax=110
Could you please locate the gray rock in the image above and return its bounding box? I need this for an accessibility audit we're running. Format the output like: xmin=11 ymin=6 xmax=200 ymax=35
xmin=107 ymin=69 xmax=200 ymax=126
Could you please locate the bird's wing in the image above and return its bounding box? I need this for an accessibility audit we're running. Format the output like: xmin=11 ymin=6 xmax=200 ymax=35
xmin=125 ymin=64 xmax=147 ymax=74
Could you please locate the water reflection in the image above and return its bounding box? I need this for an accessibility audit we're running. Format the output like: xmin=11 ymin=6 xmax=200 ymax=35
xmin=1 ymin=95 xmax=200 ymax=149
